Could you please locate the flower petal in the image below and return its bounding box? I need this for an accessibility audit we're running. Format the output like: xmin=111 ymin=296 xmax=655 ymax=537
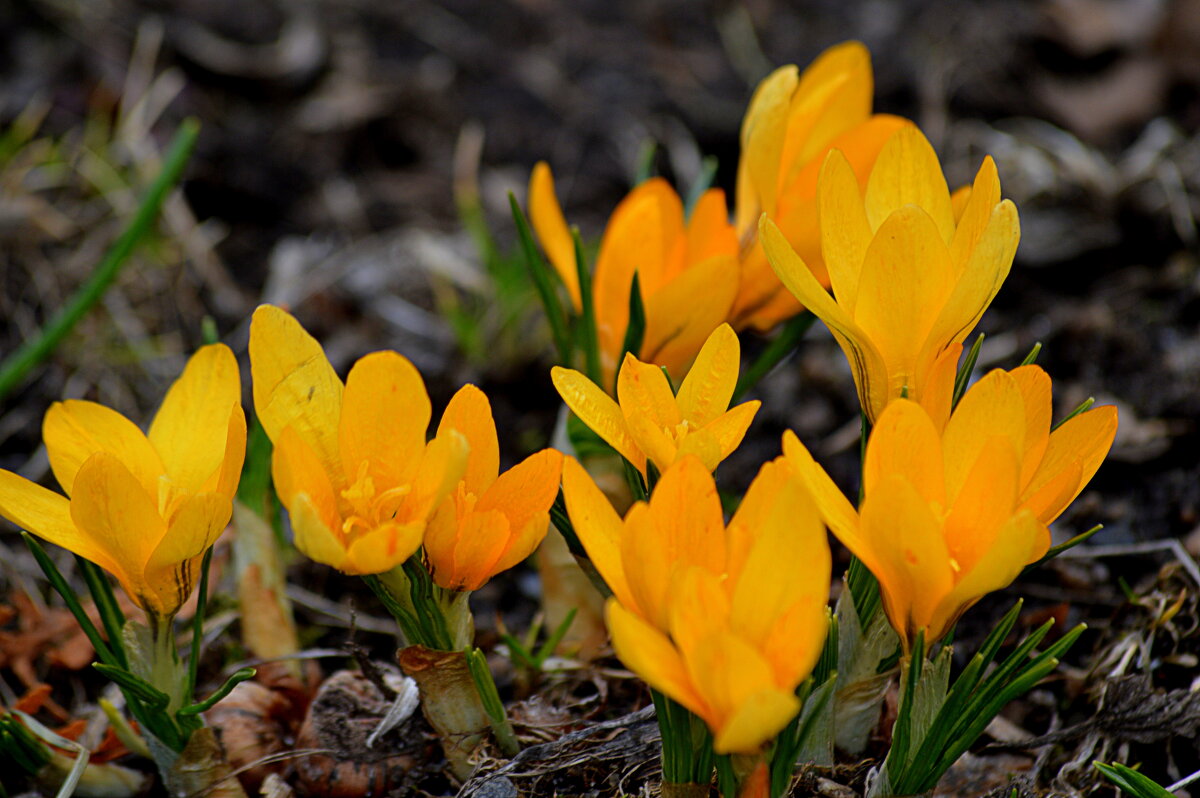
xmin=68 ymin=452 xmax=166 ymax=614
xmin=780 ymin=430 xmax=861 ymax=552
xmin=736 ymin=65 xmax=800 ymax=232
xmin=477 ymin=448 xmax=563 ymax=533
xmin=606 ymin=600 xmax=709 ymax=719
xmin=552 ymin=367 xmax=644 ymax=472
xmin=289 ymin=492 xmax=349 ymax=572
xmin=686 ymin=189 xmax=738 ymax=265
xmin=0 ymin=469 xmax=123 ymax=581
xmin=617 ymin=353 xmax=682 ymax=434
xmin=562 ymin=457 xmax=636 ymax=611
xmin=249 ymin=305 xmax=344 ymax=480
xmin=43 ymin=401 xmax=163 ymax=497
xmin=345 ymin=521 xmax=425 ymax=575
xmin=528 ymin=162 xmax=581 ymax=309
xmin=761 ymin=217 xmax=888 ymax=419
xmin=145 ymin=492 xmax=231 ymax=616
xmin=700 ymin=401 xmax=761 ymax=464
xmin=399 ymin=430 xmax=470 ymax=524
xmin=272 ymin=425 xmax=341 ymax=533
xmin=948 ymin=156 xmax=1002 ymax=269
xmin=941 ymin=435 xmax=1022 ymax=575
xmin=427 ymin=508 xmax=510 ymax=592
xmin=641 ymin=254 xmax=739 ymax=380
xmin=864 ymin=399 xmax=945 ymax=507
xmin=676 ymin=324 xmax=739 ymax=428
xmin=148 ymin=344 xmax=243 ymax=494
xmin=1009 ymin=365 xmax=1053 ymax=487
xmin=340 ymin=351 xmax=430 ymax=488
xmin=712 ymin=688 xmax=802 ymax=756
xmin=489 ymin=510 xmax=552 ymax=578
xmin=942 ymin=369 xmax=1025 ymax=505
xmin=438 ymin=384 xmax=500 ymax=495
xmin=863 ymin=125 xmax=955 ymax=244
xmin=1022 ymin=405 xmax=1118 ymax=524
xmin=817 ymin=149 xmax=872 ymax=314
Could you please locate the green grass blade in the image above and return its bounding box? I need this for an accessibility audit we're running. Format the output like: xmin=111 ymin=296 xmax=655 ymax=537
xmin=509 ymin=193 xmax=572 ymax=363
xmin=951 ymin=333 xmax=985 ymax=410
xmin=0 ymin=118 xmax=200 ymax=401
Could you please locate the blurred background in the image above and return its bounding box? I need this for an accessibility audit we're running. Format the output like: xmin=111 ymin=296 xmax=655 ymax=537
xmin=1 ymin=1 xmax=1199 ymax=792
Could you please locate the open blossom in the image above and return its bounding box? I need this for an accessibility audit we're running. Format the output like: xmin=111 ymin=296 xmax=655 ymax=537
xmin=762 ymin=124 xmax=1020 ymax=424
xmin=529 ymin=164 xmax=740 ymax=384
xmin=551 ymin=323 xmax=759 ymax=477
xmin=731 ymin=41 xmax=909 ymax=331
xmin=424 ymin=384 xmax=563 ymax=592
xmin=0 ymin=345 xmax=246 ymax=618
xmin=784 ymin=366 xmax=1117 ymax=648
xmin=562 ymin=455 xmax=830 ymax=753
xmin=250 ymin=305 xmax=467 ymax=575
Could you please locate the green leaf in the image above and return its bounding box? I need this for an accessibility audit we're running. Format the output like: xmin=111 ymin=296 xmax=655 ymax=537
xmin=733 ymin=312 xmax=816 ymax=400
xmin=74 ymin=556 xmax=127 ymax=669
xmin=1024 ymin=524 xmax=1103 ymax=572
xmin=185 ymin=547 xmax=214 ymax=704
xmin=1019 ymin=341 xmax=1042 ymax=366
xmin=177 ymin=668 xmax=256 ymax=717
xmin=535 ymin=607 xmax=578 ymax=665
xmin=952 ymin=333 xmax=985 ymax=410
xmin=0 ymin=118 xmax=200 ymax=400
xmin=572 ymin=228 xmax=602 ymax=384
xmin=509 ymin=192 xmax=572 ymax=363
xmin=1052 ymin=397 xmax=1095 ymax=431
xmin=1095 ymin=763 xmax=1176 ymax=798
xmin=24 ymin=533 xmax=119 ymax=666
xmin=92 ymin=664 xmax=171 ymax=711
xmin=466 ymin=648 xmax=520 ymax=756
xmin=615 ymin=272 xmax=646 ymax=393
xmin=683 ymin=155 xmax=719 ymax=218
xmin=633 ymin=140 xmax=657 ymax=185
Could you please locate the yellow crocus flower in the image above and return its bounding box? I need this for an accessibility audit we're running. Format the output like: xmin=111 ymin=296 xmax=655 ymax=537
xmin=528 ymin=164 xmax=741 ymax=384
xmin=731 ymin=41 xmax=910 ymax=331
xmin=761 ymin=124 xmax=1020 ymax=424
xmin=551 ymin=323 xmax=759 ymax=476
xmin=424 ymin=384 xmax=564 ymax=592
xmin=0 ymin=345 xmax=246 ymax=618
xmin=562 ymin=455 xmax=830 ymax=753
xmin=784 ymin=366 xmax=1117 ymax=649
xmin=249 ymin=305 xmax=467 ymax=575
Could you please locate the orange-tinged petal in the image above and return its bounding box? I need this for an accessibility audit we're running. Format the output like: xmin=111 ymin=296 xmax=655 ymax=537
xmin=400 ymin=430 xmax=469 ymax=524
xmin=791 ymin=41 xmax=872 ymax=148
xmin=561 ymin=457 xmax=636 ymax=610
xmin=0 ymin=470 xmax=123 ymax=581
xmin=712 ymin=688 xmax=802 ymax=755
xmin=817 ymin=149 xmax=872 ymax=314
xmin=859 ymin=473 xmax=953 ymax=646
xmin=345 ymin=521 xmax=424 ymax=575
xmin=759 ymin=597 xmax=829 ymax=690
xmin=685 ymin=632 xmax=781 ymax=741
xmin=68 ymin=452 xmax=166 ymax=614
xmin=761 ymin=217 xmax=888 ymax=418
xmin=606 ymin=600 xmax=709 ymax=718
xmin=43 ymin=400 xmax=164 ymax=497
xmin=145 ymin=492 xmax=231 ymax=616
xmin=148 ymin=344 xmax=242 ymax=495
xmin=647 ymin=457 xmax=727 ymax=576
xmin=438 ymin=384 xmax=500 ymax=495
xmin=1009 ymin=365 xmax=1052 ymax=487
xmin=1020 ymin=461 xmax=1080 ymax=549
xmin=863 ymin=126 xmax=955 ymax=244
xmin=853 ymin=206 xmax=954 ymax=397
xmin=930 ymin=510 xmax=1044 ymax=641
xmin=424 ymin=495 xmax=463 ymax=587
xmin=864 ymin=399 xmax=945 ymax=507
xmin=641 ymin=254 xmax=739 ymax=379
xmin=725 ymin=457 xmax=789 ymax=583
xmin=428 ymin=508 xmax=510 ymax=591
xmin=942 ymin=369 xmax=1025 ymax=504
xmin=686 ymin=189 xmax=738 ymax=264
xmin=676 ymin=324 xmax=739 ymax=428
xmin=780 ymin=430 xmax=861 ymax=552
xmin=249 ymin=305 xmax=344 ymax=481
xmin=941 ymin=436 xmax=1021 ymax=575
xmin=950 ymin=185 xmax=972 ymax=222
xmin=668 ymin=566 xmax=732 ymax=658
xmin=489 ymin=510 xmax=552 ymax=577
xmin=476 ymin=448 xmax=564 ymax=533
xmin=272 ymin=426 xmax=341 ymax=532
xmin=1022 ymin=405 xmax=1117 ymax=524
xmin=621 ymin=503 xmax=673 ymax=630
xmin=917 ymin=343 xmax=960 ymax=433
xmin=340 ymin=351 xmax=430 ymax=488
xmin=551 ymin=367 xmax=645 ymax=471
xmin=528 ymin=162 xmax=581 ymax=309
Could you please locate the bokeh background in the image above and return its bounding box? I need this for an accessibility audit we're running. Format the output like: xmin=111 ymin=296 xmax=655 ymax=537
xmin=2 ymin=1 xmax=1199 ymax=794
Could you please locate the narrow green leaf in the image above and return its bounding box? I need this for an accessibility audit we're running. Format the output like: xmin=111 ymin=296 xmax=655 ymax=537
xmin=177 ymin=667 xmax=256 ymax=716
xmin=633 ymin=140 xmax=657 ymax=185
xmin=509 ymin=192 xmax=572 ymax=363
xmin=1095 ymin=762 xmax=1175 ymax=798
xmin=185 ymin=547 xmax=214 ymax=703
xmin=1025 ymin=524 xmax=1103 ymax=572
xmin=732 ymin=312 xmax=816 ymax=400
xmin=92 ymin=665 xmax=171 ymax=710
xmin=0 ymin=118 xmax=200 ymax=400
xmin=683 ymin=155 xmax=719 ymax=217
xmin=572 ymin=228 xmax=602 ymax=384
xmin=1052 ymin=397 xmax=1095 ymax=432
xmin=535 ymin=607 xmax=577 ymax=665
xmin=74 ymin=556 xmax=127 ymax=669
xmin=467 ymin=648 xmax=520 ymax=757
xmin=24 ymin=533 xmax=118 ymax=666
xmin=1020 ymin=341 xmax=1042 ymax=366
xmin=952 ymin=333 xmax=985 ymax=410
xmin=615 ymin=272 xmax=646 ymax=393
